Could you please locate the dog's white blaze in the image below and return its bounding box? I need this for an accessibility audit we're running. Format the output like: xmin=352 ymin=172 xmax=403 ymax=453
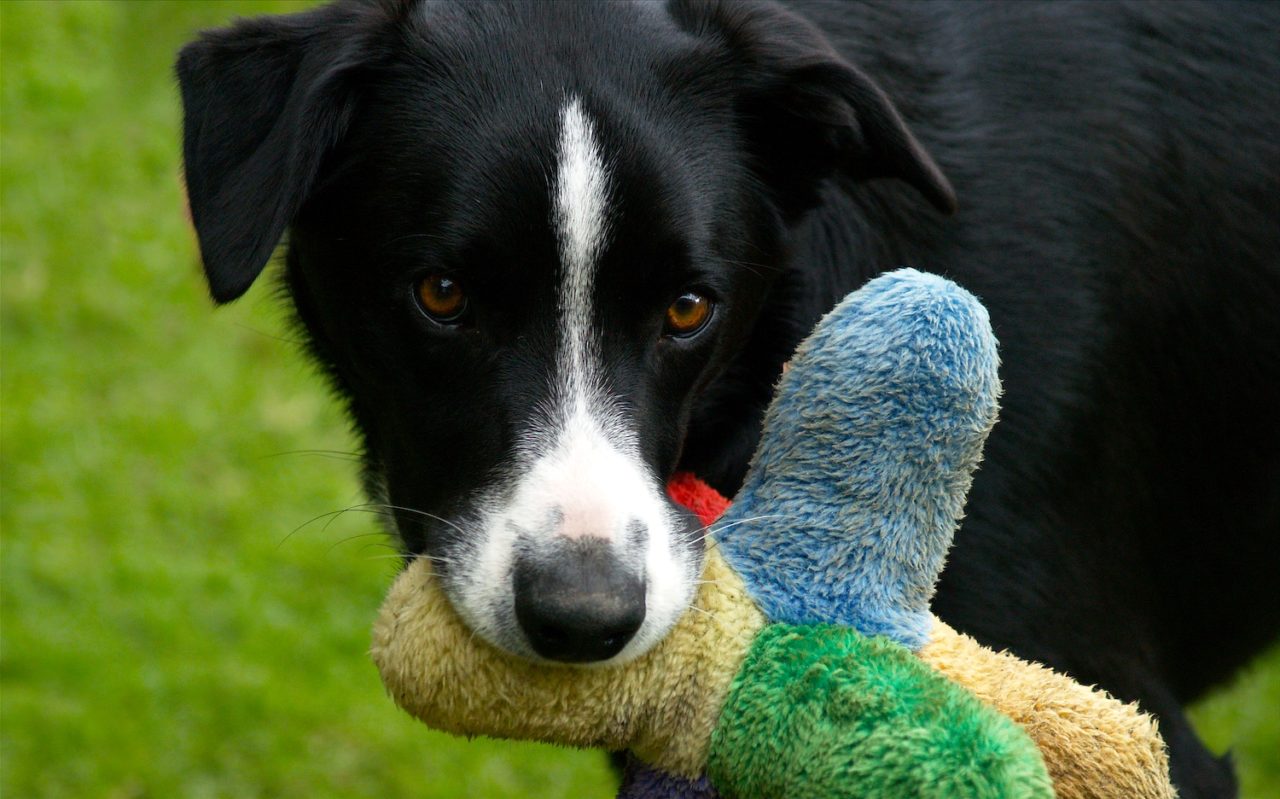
xmin=547 ymin=96 xmax=635 ymax=536
xmin=555 ymin=97 xmax=609 ymax=406
xmin=442 ymin=97 xmax=697 ymax=664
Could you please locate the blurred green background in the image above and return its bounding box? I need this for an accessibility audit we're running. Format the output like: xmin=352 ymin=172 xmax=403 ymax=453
xmin=0 ymin=1 xmax=1275 ymax=797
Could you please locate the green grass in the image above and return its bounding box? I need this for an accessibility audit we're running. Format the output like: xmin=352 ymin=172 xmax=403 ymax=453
xmin=0 ymin=2 xmax=612 ymax=796
xmin=1189 ymin=647 xmax=1280 ymax=798
xmin=0 ymin=2 xmax=1275 ymax=797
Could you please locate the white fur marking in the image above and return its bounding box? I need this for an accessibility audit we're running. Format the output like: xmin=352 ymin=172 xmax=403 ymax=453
xmin=554 ymin=97 xmax=611 ymax=426
xmin=441 ymin=97 xmax=698 ymax=664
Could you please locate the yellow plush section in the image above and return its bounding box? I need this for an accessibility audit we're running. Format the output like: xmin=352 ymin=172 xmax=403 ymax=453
xmin=919 ymin=618 xmax=1176 ymax=799
xmin=370 ymin=549 xmax=766 ymax=777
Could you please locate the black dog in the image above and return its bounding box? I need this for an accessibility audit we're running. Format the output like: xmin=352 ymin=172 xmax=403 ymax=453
xmin=177 ymin=1 xmax=1280 ymax=795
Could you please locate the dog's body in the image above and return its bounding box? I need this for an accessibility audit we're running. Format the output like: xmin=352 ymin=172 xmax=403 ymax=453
xmin=177 ymin=1 xmax=1280 ymax=795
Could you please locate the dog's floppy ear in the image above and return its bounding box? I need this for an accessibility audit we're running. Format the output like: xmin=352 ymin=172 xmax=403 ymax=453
xmin=671 ymin=0 xmax=956 ymax=216
xmin=175 ymin=3 xmax=384 ymax=303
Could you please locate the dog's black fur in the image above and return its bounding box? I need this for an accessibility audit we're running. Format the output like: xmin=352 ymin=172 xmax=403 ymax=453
xmin=177 ymin=1 xmax=1280 ymax=795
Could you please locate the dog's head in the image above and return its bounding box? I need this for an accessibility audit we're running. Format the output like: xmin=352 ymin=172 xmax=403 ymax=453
xmin=177 ymin=0 xmax=952 ymax=665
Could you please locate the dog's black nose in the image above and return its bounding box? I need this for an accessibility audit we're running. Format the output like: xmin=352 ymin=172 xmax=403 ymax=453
xmin=513 ymin=540 xmax=646 ymax=663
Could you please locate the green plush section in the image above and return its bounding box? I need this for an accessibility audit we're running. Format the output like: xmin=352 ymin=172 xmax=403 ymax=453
xmin=707 ymin=624 xmax=1054 ymax=799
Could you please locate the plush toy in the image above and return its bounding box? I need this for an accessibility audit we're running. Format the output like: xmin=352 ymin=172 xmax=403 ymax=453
xmin=372 ymin=270 xmax=1175 ymax=799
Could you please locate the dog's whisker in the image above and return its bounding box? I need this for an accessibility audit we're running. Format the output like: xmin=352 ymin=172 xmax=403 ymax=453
xmin=332 ymin=530 xmax=390 ymax=542
xmin=233 ymin=322 xmax=307 ymax=347
xmin=356 ymin=540 xmax=402 ymax=554
xmin=362 ymin=503 xmax=469 ymax=537
xmin=706 ymin=514 xmax=784 ymax=534
xmin=280 ymin=504 xmax=408 ymax=549
xmin=260 ymin=448 xmax=364 ymax=463
xmin=686 ymin=603 xmax=717 ymax=620
xmin=294 ymin=502 xmax=468 ymax=542
xmin=682 ymin=521 xmax=719 ymax=544
xmin=363 ymin=552 xmax=456 ymax=565
xmin=407 ymin=551 xmax=456 ymax=563
xmin=320 ymin=505 xmax=394 ymax=535
xmin=324 ymin=530 xmax=392 ymax=555
xmin=278 ymin=506 xmax=364 ymax=548
xmin=681 ymin=513 xmax=784 ymax=548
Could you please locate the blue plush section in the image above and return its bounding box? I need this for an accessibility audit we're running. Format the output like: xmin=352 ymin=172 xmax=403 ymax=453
xmin=715 ymin=269 xmax=1001 ymax=651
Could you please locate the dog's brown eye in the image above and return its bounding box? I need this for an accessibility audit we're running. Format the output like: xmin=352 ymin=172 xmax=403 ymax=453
xmin=416 ymin=274 xmax=468 ymax=322
xmin=664 ymin=292 xmax=712 ymax=337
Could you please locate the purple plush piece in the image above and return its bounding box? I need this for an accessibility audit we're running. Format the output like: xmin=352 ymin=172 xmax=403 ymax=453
xmin=617 ymin=755 xmax=720 ymax=799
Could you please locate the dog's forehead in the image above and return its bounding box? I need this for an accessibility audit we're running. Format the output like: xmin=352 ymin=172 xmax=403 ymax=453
xmin=326 ymin=0 xmax=736 ymax=301
xmin=356 ymin=106 xmax=683 ymax=258
xmin=411 ymin=0 xmax=680 ymax=54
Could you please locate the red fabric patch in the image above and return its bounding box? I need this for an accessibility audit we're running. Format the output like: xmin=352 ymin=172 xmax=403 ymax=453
xmin=665 ymin=472 xmax=731 ymax=527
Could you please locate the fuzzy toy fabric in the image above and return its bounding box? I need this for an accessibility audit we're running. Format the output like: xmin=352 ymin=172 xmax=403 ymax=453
xmin=374 ymin=546 xmax=764 ymax=777
xmin=920 ymin=619 xmax=1175 ymax=799
xmin=371 ymin=269 xmax=1175 ymax=799
xmin=714 ymin=270 xmax=1000 ymax=650
xmin=707 ymin=624 xmax=1052 ymax=799
xmin=700 ymin=269 xmax=1175 ymax=798
xmin=627 ymin=474 xmax=1177 ymax=799
xmin=374 ymin=550 xmax=1050 ymax=796
xmin=619 ymin=756 xmax=718 ymax=799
